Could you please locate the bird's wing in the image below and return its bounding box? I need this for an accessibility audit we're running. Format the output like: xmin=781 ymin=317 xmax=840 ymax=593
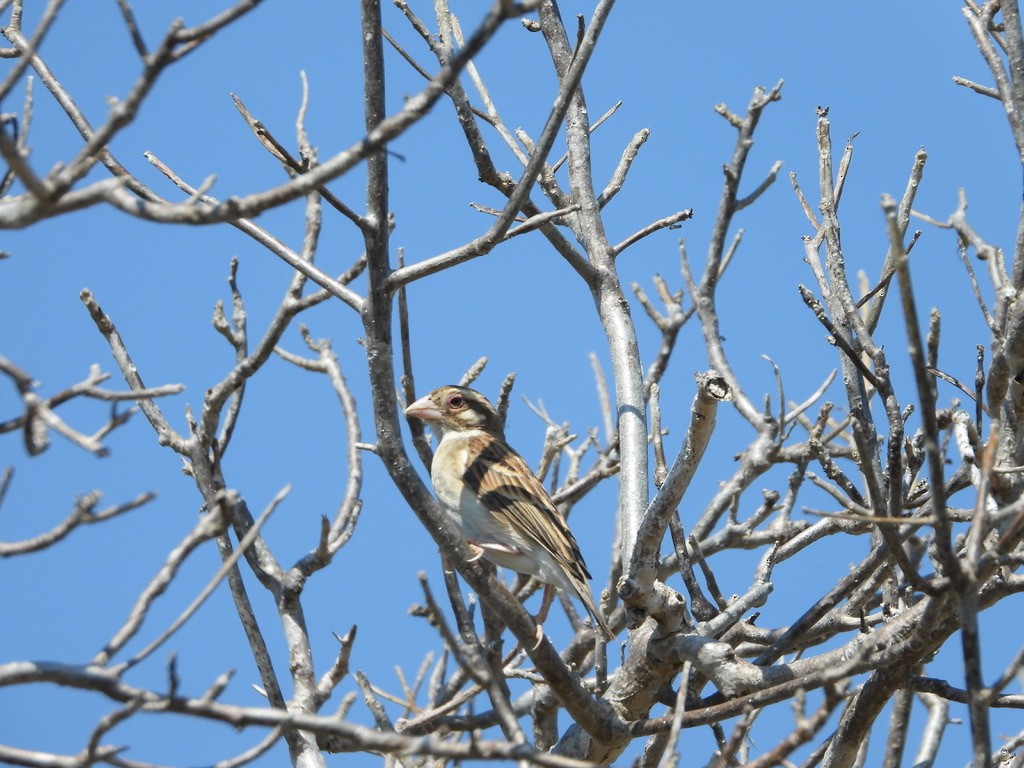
xmin=462 ymin=434 xmax=592 ymax=583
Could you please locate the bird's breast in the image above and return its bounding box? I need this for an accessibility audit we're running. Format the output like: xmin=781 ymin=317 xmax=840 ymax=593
xmin=430 ymin=436 xmax=481 ymax=532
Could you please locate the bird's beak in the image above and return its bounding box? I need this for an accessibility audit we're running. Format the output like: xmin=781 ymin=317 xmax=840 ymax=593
xmin=404 ymin=395 xmax=442 ymax=422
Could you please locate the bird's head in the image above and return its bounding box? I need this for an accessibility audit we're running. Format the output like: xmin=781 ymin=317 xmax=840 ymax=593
xmin=404 ymin=385 xmax=505 ymax=438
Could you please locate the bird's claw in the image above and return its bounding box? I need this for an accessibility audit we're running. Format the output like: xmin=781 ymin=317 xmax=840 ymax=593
xmin=531 ymin=622 xmax=545 ymax=650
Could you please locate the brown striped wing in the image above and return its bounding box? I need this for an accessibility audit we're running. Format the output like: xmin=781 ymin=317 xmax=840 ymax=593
xmin=462 ymin=434 xmax=592 ymax=585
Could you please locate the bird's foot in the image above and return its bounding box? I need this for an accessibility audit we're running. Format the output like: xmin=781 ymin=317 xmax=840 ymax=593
xmin=465 ymin=542 xmax=486 ymax=562
xmin=529 ymin=585 xmax=556 ymax=649
xmin=531 ymin=621 xmax=545 ymax=650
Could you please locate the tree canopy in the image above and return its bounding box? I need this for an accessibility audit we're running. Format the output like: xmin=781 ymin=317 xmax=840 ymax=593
xmin=2 ymin=2 xmax=1023 ymax=767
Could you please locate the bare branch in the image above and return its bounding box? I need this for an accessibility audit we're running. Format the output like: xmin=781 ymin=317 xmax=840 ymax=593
xmin=113 ymin=486 xmax=288 ymax=673
xmin=611 ymin=208 xmax=693 ymax=256
xmin=0 ymin=490 xmax=155 ymax=557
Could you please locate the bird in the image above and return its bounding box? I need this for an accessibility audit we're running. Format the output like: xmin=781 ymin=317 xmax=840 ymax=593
xmin=405 ymin=385 xmax=612 ymax=641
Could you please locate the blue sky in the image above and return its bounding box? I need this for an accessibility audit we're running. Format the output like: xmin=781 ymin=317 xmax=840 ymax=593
xmin=2 ymin=1 xmax=1020 ymax=765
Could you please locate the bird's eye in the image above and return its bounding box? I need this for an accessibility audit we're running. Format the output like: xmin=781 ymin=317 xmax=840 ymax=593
xmin=447 ymin=393 xmax=465 ymax=408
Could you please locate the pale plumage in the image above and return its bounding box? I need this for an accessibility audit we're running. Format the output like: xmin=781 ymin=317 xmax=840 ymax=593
xmin=405 ymin=385 xmax=612 ymax=639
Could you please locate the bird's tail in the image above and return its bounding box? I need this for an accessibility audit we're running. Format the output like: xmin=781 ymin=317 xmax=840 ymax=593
xmin=575 ymin=579 xmax=614 ymax=641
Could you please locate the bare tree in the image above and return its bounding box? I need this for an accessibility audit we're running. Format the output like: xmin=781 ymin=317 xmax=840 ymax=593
xmin=2 ymin=1 xmax=1024 ymax=767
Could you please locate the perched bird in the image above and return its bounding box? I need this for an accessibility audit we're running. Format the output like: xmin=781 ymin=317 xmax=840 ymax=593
xmin=405 ymin=385 xmax=612 ymax=640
